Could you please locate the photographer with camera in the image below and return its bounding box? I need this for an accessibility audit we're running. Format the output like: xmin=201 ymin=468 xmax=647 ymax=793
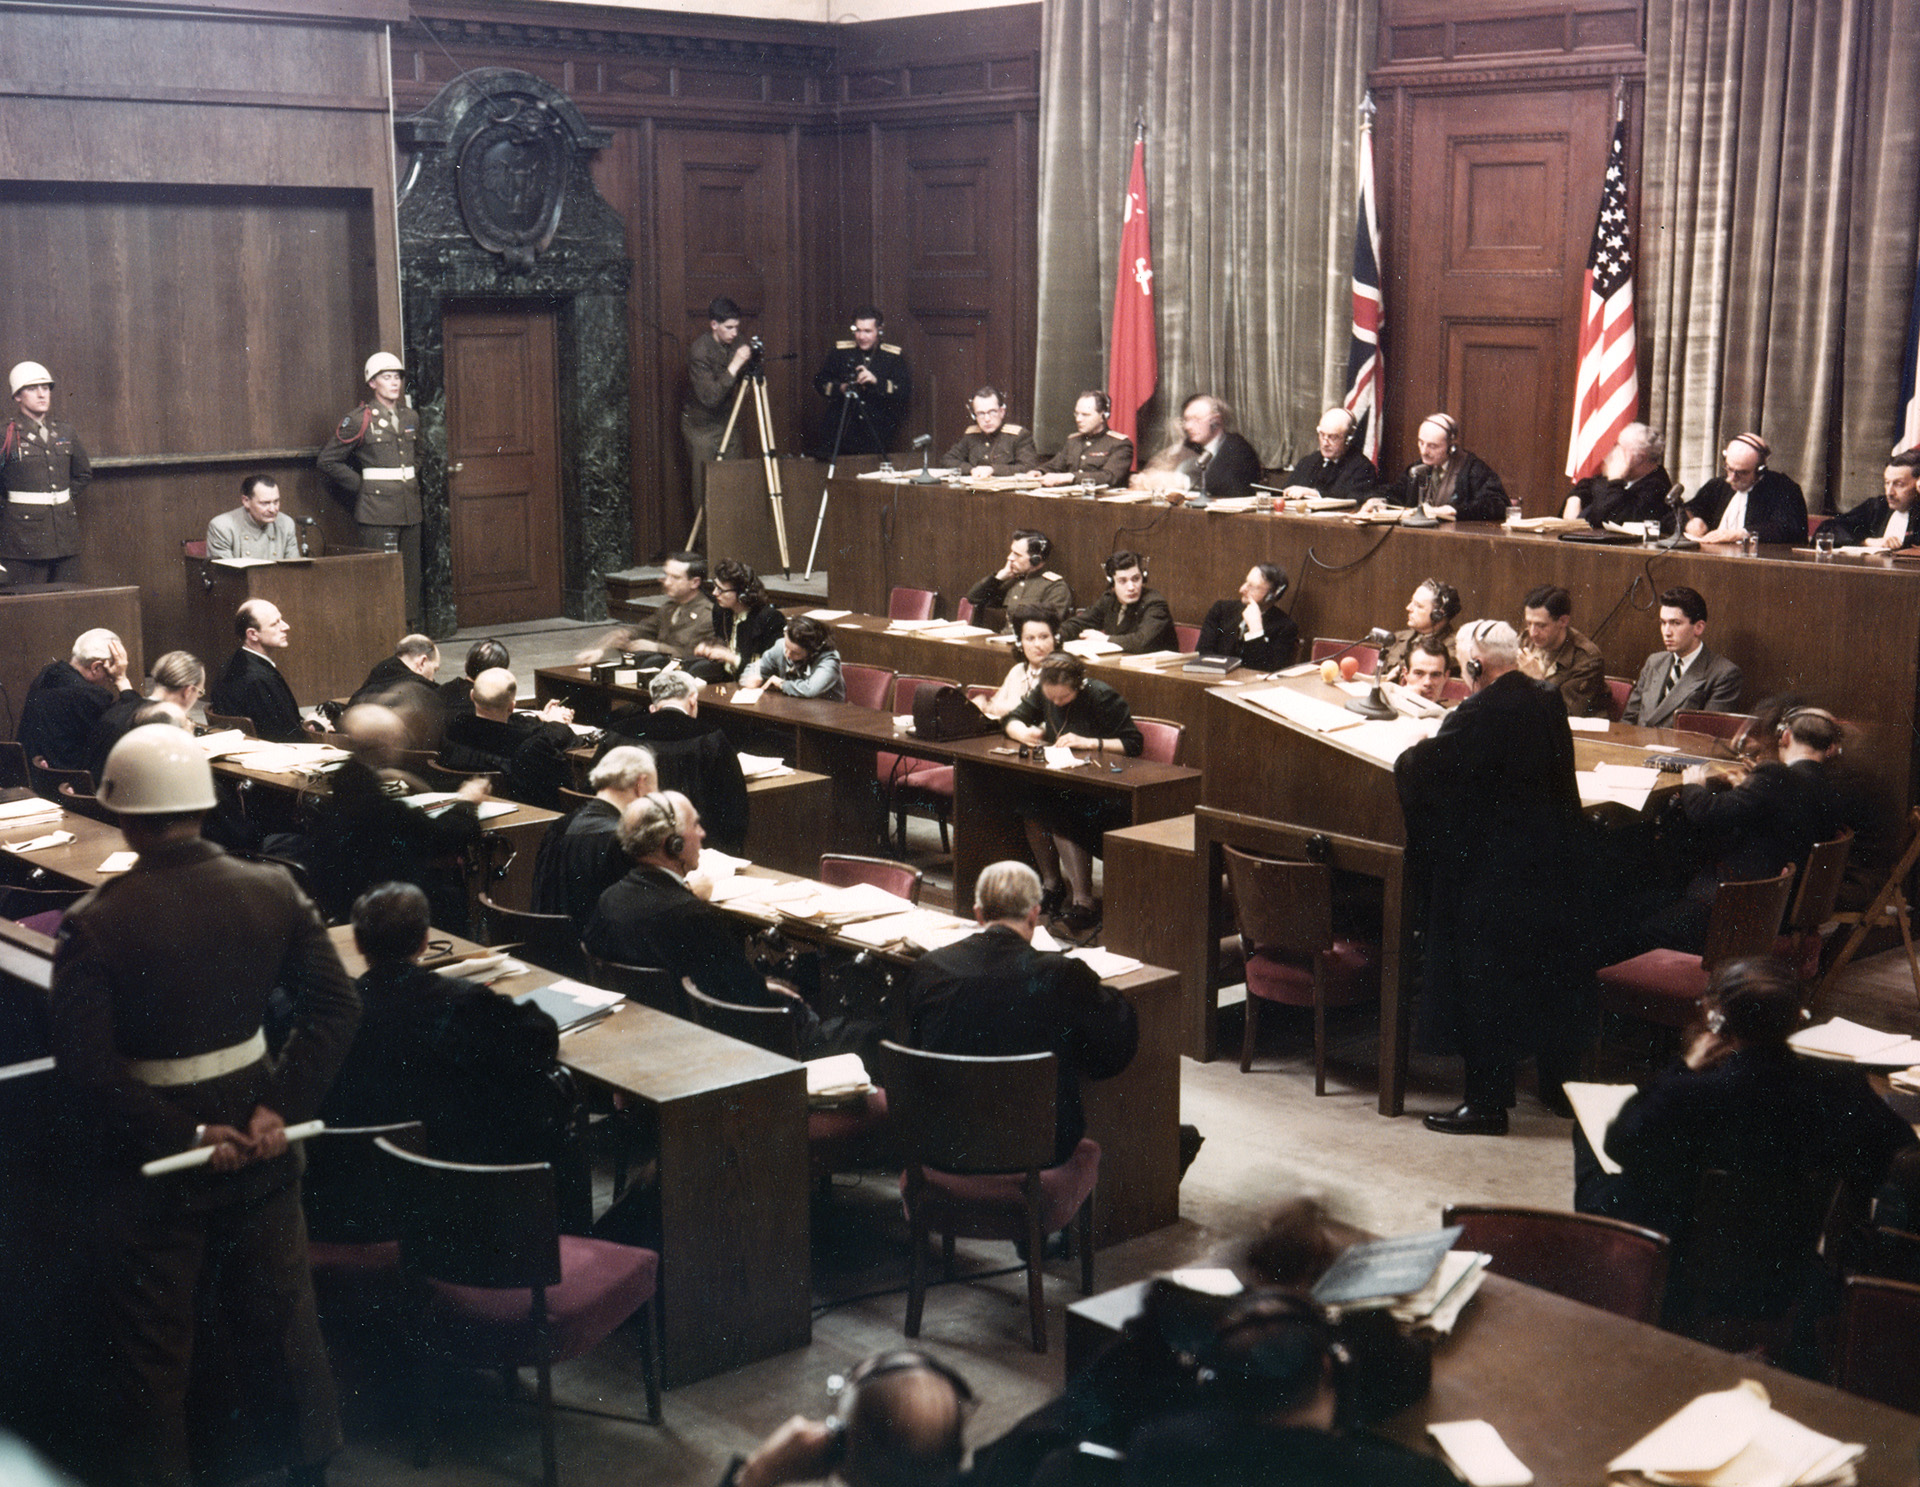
xmin=813 ymin=307 xmax=911 ymax=457
xmin=684 ymin=296 xmax=756 ymax=522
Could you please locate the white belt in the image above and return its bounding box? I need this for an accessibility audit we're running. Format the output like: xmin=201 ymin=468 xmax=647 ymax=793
xmin=127 ymin=1029 xmax=266 ymax=1088
xmin=361 ymin=466 xmax=416 ymax=482
xmin=8 ymin=489 xmax=70 ymax=506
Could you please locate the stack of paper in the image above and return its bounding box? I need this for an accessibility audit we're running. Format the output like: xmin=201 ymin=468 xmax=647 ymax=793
xmin=1117 ymin=650 xmax=1191 ymax=670
xmin=1788 ymin=1018 xmax=1920 ymax=1064
xmin=779 ymin=881 xmax=918 ymax=925
xmin=1608 ymin=1381 xmax=1863 ymax=1487
xmin=1063 ymin=637 xmax=1123 ymax=658
xmin=837 ymin=907 xmax=975 ymax=953
xmin=1505 ymin=515 xmax=1588 ymax=534
xmin=736 ymin=752 xmax=792 ymax=779
xmin=1580 ymin=762 xmax=1658 ymax=811
xmin=1202 ymin=496 xmax=1261 ymax=513
xmin=1603 ymin=521 xmax=1660 ymax=539
xmin=1241 ymin=685 xmax=1366 ymax=734
xmin=1389 ymin=1249 xmax=1491 ymax=1334
xmin=917 ymin=621 xmax=993 ymax=640
xmin=1888 ymin=1067 xmax=1920 ymax=1094
xmin=886 ymin=618 xmax=945 ymax=632
xmin=1067 ymin=946 xmax=1143 ymax=978
xmin=806 ymin=1052 xmax=873 ymax=1106
xmin=1285 ymin=495 xmax=1358 ymax=512
xmin=801 ymin=607 xmax=852 ymax=621
xmin=1309 ymin=1227 xmax=1463 ymax=1310
xmin=401 ymin=792 xmax=518 ymax=820
xmin=213 ymin=739 xmax=351 ymax=773
xmin=0 ymin=796 xmax=64 ymax=831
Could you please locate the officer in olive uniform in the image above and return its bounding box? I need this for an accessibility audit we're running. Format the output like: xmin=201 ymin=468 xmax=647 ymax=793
xmin=813 ymin=306 xmax=911 ymax=456
xmin=943 ymin=387 xmax=1038 ymax=476
xmin=317 ymin=352 xmax=424 ymax=629
xmin=2 ymin=360 xmax=93 ymax=584
xmin=1034 ymin=391 xmax=1134 ymax=489
xmin=964 ymin=528 xmax=1075 ymax=632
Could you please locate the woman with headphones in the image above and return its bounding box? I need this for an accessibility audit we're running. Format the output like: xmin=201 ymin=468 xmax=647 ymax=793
xmin=692 ymin=557 xmax=785 ymax=682
xmin=1359 ymin=412 xmax=1509 ymax=523
xmin=1375 ymin=578 xmax=1461 ymax=683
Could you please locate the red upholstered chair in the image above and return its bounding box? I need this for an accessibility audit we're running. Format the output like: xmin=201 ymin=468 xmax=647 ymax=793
xmin=1133 ymin=716 xmax=1184 ymax=765
xmin=1604 ymin=677 xmax=1632 ymax=722
xmin=1673 ymin=709 xmax=1756 ymax=743
xmin=1774 ymin=830 xmax=1853 ymax=982
xmin=181 ymin=538 xmax=208 ymax=559
xmin=302 ymin=1120 xmax=422 ymax=1325
xmin=1596 ymin=865 xmax=1796 ymax=1031
xmin=1223 ymin=846 xmax=1379 ymax=1093
xmin=888 ymin=586 xmax=938 ymax=621
xmin=1441 ymin=1203 xmax=1670 ymax=1323
xmin=1173 ymin=622 xmax=1202 ymax=653
xmin=1441 ymin=678 xmax=1471 ymax=702
xmin=842 ymin=663 xmax=895 ymax=711
xmin=955 ymin=597 xmax=975 ymax=624
xmin=1835 ymin=1275 xmax=1920 ymax=1413
xmin=878 ymin=674 xmax=959 ymax=851
xmin=683 ymin=983 xmax=892 ymax=1180
xmin=880 ymin=1040 xmax=1098 ymax=1353
xmin=965 ymin=684 xmax=997 ymax=706
xmin=819 ymin=852 xmax=923 ymax=904
xmin=376 ymin=1129 xmax=661 ymax=1487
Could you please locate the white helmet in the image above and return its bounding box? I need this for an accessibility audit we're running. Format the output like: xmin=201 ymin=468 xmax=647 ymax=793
xmin=9 ymin=362 xmax=53 ymax=396
xmin=363 ymin=352 xmax=405 ymax=384
xmin=98 ymin=724 xmax=217 ymax=815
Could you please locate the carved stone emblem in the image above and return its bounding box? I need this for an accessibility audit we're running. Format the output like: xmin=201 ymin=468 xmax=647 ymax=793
xmin=456 ymin=94 xmax=570 ymax=271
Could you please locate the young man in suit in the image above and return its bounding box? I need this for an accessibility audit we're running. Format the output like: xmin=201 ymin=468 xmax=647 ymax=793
xmin=1621 ymin=586 xmax=1743 ymax=728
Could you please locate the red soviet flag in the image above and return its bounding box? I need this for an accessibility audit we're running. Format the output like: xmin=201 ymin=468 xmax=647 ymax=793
xmin=1108 ymin=136 xmax=1157 ymax=460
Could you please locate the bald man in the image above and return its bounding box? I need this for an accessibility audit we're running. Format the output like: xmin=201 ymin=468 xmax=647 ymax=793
xmin=1682 ymin=433 xmax=1809 ymax=546
xmin=440 ymin=668 xmax=576 ymax=810
xmin=1279 ymin=407 xmax=1380 ymax=502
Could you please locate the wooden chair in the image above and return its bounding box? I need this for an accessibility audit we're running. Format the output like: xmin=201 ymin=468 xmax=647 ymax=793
xmin=1818 ymin=807 xmax=1920 ymax=1005
xmin=302 ymin=1120 xmax=423 ymax=1323
xmin=1223 ymin=846 xmax=1378 ymax=1093
xmin=203 ymin=709 xmax=257 ymax=737
xmin=1837 ymin=1277 xmax=1920 ymax=1411
xmin=1673 ymin=709 xmax=1756 ymax=742
xmin=1172 ymin=622 xmax=1201 ymax=653
xmin=1133 ymin=717 xmax=1184 ymax=766
xmin=955 ymin=597 xmax=975 ymax=624
xmin=1441 ymin=1203 xmax=1669 ymax=1323
xmin=1774 ymin=829 xmax=1853 ymax=983
xmin=878 ymin=1040 xmax=1098 ymax=1353
xmin=0 ymin=740 xmax=32 ymax=790
xmin=819 ymin=853 xmax=923 ymax=904
xmin=887 ymin=586 xmax=938 ymax=622
xmin=683 ymin=982 xmax=802 ymax=1057
xmin=1596 ymin=865 xmax=1795 ymax=1030
xmin=478 ymin=893 xmax=587 ymax=979
xmin=376 ymin=1128 xmax=661 ymax=1487
xmin=842 ymin=663 xmax=895 ymax=712
xmin=424 ymin=759 xmax=501 ymax=794
xmin=581 ymin=952 xmax=685 ymax=1019
xmin=1603 ymin=677 xmax=1632 ymax=722
xmin=877 ymin=674 xmax=959 ymax=851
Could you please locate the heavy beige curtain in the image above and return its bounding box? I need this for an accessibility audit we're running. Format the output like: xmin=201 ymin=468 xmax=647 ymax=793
xmin=1643 ymin=0 xmax=1920 ymax=511
xmin=1033 ymin=0 xmax=1377 ymax=465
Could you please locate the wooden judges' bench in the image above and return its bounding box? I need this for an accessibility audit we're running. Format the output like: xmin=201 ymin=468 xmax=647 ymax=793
xmin=818 ymin=478 xmax=1920 ymax=812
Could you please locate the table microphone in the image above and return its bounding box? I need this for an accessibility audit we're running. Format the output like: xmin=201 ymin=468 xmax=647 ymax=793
xmin=1655 ymin=484 xmax=1696 ymax=551
xmin=910 ymin=432 xmax=940 ymax=485
xmin=1341 ymin=627 xmax=1403 ymax=720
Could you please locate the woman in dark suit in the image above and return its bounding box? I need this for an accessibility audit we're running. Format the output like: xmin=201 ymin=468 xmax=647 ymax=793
xmin=691 ymin=557 xmax=784 ymax=682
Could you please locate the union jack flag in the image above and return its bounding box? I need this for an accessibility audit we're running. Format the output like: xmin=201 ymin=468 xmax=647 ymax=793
xmin=1343 ymin=101 xmax=1383 ymax=463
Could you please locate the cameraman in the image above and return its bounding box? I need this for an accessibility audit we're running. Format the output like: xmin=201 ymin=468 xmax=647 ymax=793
xmin=684 ymin=295 xmax=754 ymax=523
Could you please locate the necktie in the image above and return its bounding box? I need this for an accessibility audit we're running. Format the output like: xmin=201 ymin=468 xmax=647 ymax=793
xmin=1194 ymin=450 xmax=1213 ymax=493
xmin=1657 ymin=654 xmax=1682 ymax=708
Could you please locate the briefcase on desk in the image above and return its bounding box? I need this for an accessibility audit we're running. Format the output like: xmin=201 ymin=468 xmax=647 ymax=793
xmin=913 ymin=685 xmax=999 ymax=741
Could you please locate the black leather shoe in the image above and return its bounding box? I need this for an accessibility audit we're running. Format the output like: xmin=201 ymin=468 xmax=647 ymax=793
xmin=1423 ymin=1104 xmax=1509 ymax=1136
xmin=1040 ymin=881 xmax=1068 ymax=918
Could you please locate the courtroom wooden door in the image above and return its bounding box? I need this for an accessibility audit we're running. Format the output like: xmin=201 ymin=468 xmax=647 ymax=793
xmin=444 ymin=301 xmax=564 ymax=625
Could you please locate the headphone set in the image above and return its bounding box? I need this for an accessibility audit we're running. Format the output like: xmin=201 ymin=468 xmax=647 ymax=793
xmin=1421 ymin=578 xmax=1462 ymax=624
xmin=1085 ymin=390 xmax=1112 ymax=416
xmin=1104 ymin=551 xmax=1146 ymax=582
xmin=820 ymin=1350 xmax=976 ymax=1467
xmin=1425 ymin=411 xmax=1459 ymax=452
xmin=1462 ymin=619 xmax=1497 ymax=680
xmin=1728 ymin=431 xmax=1770 ymax=475
xmin=1017 ymin=529 xmax=1051 ymax=564
xmin=639 ymin=791 xmax=685 ymax=859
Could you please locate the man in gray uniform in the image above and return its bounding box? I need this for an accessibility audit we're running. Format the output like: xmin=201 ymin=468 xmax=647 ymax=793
xmin=2 ymin=359 xmax=92 ymax=584
xmin=51 ymin=724 xmax=360 ymax=1487
xmin=206 ymin=474 xmax=300 ymax=561
xmin=317 ymin=351 xmax=423 ymax=629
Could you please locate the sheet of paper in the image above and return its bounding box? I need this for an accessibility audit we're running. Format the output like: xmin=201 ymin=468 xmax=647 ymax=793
xmin=1163 ymin=1268 xmax=1243 ymax=1295
xmin=1563 ymin=1081 xmax=1637 ymax=1174
xmin=737 ymin=751 xmax=790 ymax=778
xmin=98 ymin=851 xmax=139 ymax=873
xmin=886 ymin=618 xmax=943 ymax=632
xmin=1579 ymin=768 xmax=1656 ymax=812
xmin=1067 ymin=946 xmax=1143 ymax=978
xmin=802 ymin=608 xmax=852 ymax=620
xmin=1609 ymin=1381 xmax=1771 ymax=1477
xmin=731 ymin=686 xmax=767 ymax=704
xmin=1789 ymin=1017 xmax=1914 ymax=1060
xmin=1041 ymin=745 xmax=1089 ymax=770
xmin=3 ymin=830 xmax=75 ymax=853
xmin=1568 ymin=716 xmax=1612 ymax=732
xmin=1063 ymin=637 xmax=1122 ymax=658
xmin=1429 ymin=1421 xmax=1533 ymax=1487
xmin=1240 ymin=684 xmax=1367 ymax=734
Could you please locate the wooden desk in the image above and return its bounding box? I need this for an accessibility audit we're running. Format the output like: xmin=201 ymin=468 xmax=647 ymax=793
xmin=183 ymin=552 xmax=402 ymax=706
xmin=820 ymin=478 xmax=1920 ymax=814
xmin=328 ymin=925 xmax=812 ymax=1388
xmin=535 ymin=665 xmax=1205 ymax=913
xmin=0 ymin=805 xmax=127 ymax=892
xmin=1 ymin=585 xmax=143 ymax=744
xmin=1064 ymin=1272 xmax=1920 ymax=1486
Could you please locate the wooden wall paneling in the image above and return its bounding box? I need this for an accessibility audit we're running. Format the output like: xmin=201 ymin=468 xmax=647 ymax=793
xmin=589 ymin=122 xmax=662 ymax=562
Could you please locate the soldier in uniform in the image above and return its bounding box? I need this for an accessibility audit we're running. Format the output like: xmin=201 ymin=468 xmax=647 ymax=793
xmin=813 ymin=306 xmax=910 ymax=456
xmin=317 ymin=352 xmax=423 ymax=630
xmin=964 ymin=528 xmax=1074 ymax=633
xmin=942 ymin=386 xmax=1038 ymax=476
xmin=2 ymin=360 xmax=92 ymax=584
xmin=51 ymin=724 xmax=360 ymax=1486
xmin=683 ymin=295 xmax=753 ymax=520
xmin=1033 ymin=391 xmax=1134 ymax=489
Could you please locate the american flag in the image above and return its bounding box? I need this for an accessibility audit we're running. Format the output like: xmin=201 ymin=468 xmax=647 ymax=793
xmin=1898 ymin=243 xmax=1920 ymax=453
xmin=1343 ymin=102 xmax=1384 ymax=463
xmin=1565 ymin=110 xmax=1638 ymax=480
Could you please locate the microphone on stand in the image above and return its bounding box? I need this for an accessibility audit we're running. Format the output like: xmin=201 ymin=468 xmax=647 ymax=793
xmin=1337 ymin=627 xmax=1405 ymax=720
xmin=909 ymin=432 xmax=940 ymax=485
xmin=1656 ymin=483 xmax=1696 ymax=550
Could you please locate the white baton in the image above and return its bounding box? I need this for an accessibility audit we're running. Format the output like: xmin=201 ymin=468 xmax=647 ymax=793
xmin=141 ymin=1119 xmax=326 ymax=1177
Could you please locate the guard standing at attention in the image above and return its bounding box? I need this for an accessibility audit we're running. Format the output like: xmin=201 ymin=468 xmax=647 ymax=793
xmin=318 ymin=352 xmax=424 ymax=629
xmin=2 ymin=360 xmax=93 ymax=584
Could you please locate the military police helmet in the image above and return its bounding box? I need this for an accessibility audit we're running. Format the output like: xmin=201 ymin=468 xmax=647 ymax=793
xmin=98 ymin=724 xmax=218 ymax=815
xmin=8 ymin=362 xmax=54 ymax=396
xmin=363 ymin=352 xmax=406 ymax=384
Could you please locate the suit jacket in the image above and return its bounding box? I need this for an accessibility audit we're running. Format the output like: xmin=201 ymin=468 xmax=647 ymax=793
xmin=1684 ymin=469 xmax=1808 ymax=546
xmin=598 ymin=706 xmax=750 ymax=854
xmin=209 ymin=647 xmax=306 ymax=742
xmin=1574 ymin=466 xmax=1674 ymax=528
xmin=584 ymin=865 xmax=778 ymax=1011
xmin=349 ymin=656 xmax=448 ymax=749
xmin=1188 ymin=432 xmax=1263 ymax=500
xmin=904 ymin=924 xmax=1137 ymax=1163
xmin=20 ymin=661 xmax=127 ymax=774
xmin=1622 ymin=646 xmax=1743 ymax=728
xmin=441 ymin=711 xmax=573 ymax=810
xmin=531 ymin=798 xmax=626 ymax=929
xmin=1196 ymin=598 xmax=1298 ymax=671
